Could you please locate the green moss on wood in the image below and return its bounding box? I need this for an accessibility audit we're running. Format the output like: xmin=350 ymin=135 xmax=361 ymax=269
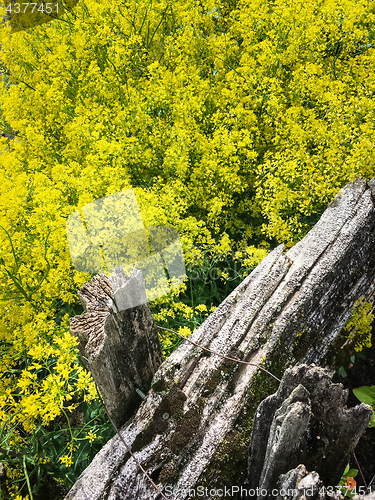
xmin=198 ymin=350 xmax=285 ymax=496
xmin=292 ymin=327 xmax=312 ymax=360
xmin=169 ymin=402 xmax=202 ymax=454
xmin=204 ymin=358 xmax=238 ymax=398
xmin=131 ymin=422 xmax=155 ymax=453
xmin=131 ymin=385 xmax=187 ymax=453
xmin=158 ymin=463 xmax=176 ymax=484
xmin=151 ymin=377 xmax=172 ymax=394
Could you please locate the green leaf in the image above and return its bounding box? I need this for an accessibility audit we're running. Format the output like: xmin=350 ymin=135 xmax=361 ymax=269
xmin=356 ymin=351 xmax=366 ymax=359
xmin=338 ymin=366 xmax=347 ymax=378
xmin=352 ymin=385 xmax=375 ymax=406
xmin=81 ymin=402 xmax=91 ymax=423
xmin=74 ymin=440 xmax=90 ymax=469
xmin=346 ymin=469 xmax=358 ymax=478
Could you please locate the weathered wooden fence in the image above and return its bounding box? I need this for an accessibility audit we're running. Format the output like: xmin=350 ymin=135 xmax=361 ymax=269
xmin=65 ymin=177 xmax=375 ymax=500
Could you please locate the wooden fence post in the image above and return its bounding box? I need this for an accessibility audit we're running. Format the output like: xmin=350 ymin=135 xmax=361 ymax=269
xmin=70 ymin=266 xmax=164 ymax=428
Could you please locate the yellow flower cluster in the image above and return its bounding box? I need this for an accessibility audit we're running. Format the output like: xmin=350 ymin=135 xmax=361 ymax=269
xmin=35 ymin=455 xmax=51 ymax=465
xmin=344 ymin=298 xmax=374 ymax=352
xmin=86 ymin=429 xmax=97 ymax=443
xmin=59 ymin=454 xmax=73 ymax=468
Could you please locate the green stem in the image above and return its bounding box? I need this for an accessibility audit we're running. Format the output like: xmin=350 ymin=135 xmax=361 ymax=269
xmin=23 ymin=455 xmax=34 ymax=500
xmin=61 ymin=406 xmax=74 ymax=442
xmin=4 ymin=268 xmax=30 ymax=300
xmin=0 ymin=224 xmax=20 ymax=273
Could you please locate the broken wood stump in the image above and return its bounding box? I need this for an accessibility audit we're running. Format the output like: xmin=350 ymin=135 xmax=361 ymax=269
xmin=274 ymin=463 xmax=375 ymax=500
xmin=248 ymin=364 xmax=372 ymax=499
xmin=65 ymin=177 xmax=375 ymax=500
xmin=275 ymin=464 xmax=344 ymax=500
xmin=69 ymin=266 xmax=164 ymax=428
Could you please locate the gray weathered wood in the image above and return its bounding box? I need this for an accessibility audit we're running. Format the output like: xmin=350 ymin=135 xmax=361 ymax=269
xmin=248 ymin=364 xmax=372 ymax=498
xmin=275 ymin=464 xmax=344 ymax=500
xmin=65 ymin=177 xmax=375 ymax=500
xmin=275 ymin=464 xmax=375 ymax=500
xmin=69 ymin=266 xmax=164 ymax=428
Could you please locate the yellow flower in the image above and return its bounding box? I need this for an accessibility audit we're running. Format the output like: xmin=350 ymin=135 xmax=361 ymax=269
xmin=195 ymin=304 xmax=207 ymax=313
xmin=86 ymin=430 xmax=97 ymax=443
xmin=178 ymin=326 xmax=192 ymax=338
xmin=59 ymin=455 xmax=73 ymax=468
